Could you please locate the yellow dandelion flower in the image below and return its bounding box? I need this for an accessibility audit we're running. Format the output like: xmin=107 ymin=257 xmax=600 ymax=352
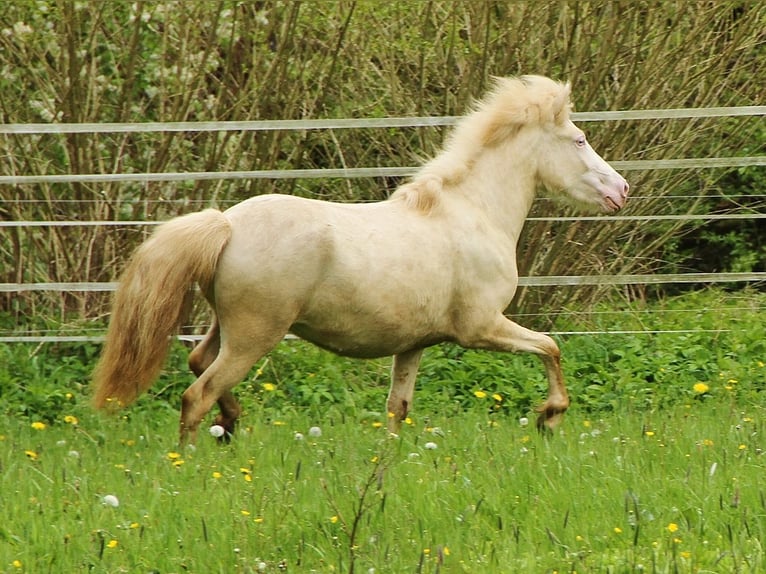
xmin=167 ymin=452 xmax=182 ymax=460
xmin=254 ymin=517 xmax=264 ymax=523
xmin=473 ymin=390 xmax=487 ymax=399
xmin=738 ymin=444 xmax=747 ymax=450
xmin=614 ymin=527 xmax=623 ymax=534
xmin=12 ymin=560 xmax=22 ymax=568
xmin=25 ymin=450 xmax=38 ymax=460
xmin=129 ymin=522 xmax=140 ymax=529
xmin=443 ymin=546 xmax=450 ymax=556
xmin=370 ymin=455 xmax=379 ymax=463
xmin=106 ymin=539 xmax=118 ymax=549
xmin=244 ymin=474 xmax=252 ymax=482
xmin=404 ymin=417 xmax=413 ymax=425
xmin=583 ymin=420 xmax=592 ymax=428
xmin=63 ymin=415 xmax=78 ymax=425
xmin=212 ymin=471 xmax=223 ymax=479
xmin=330 ymin=515 xmax=339 ymax=524
xmin=262 ymin=382 xmax=276 ymax=392
xmin=387 ymin=411 xmax=396 ymax=418
xmin=172 ymin=459 xmax=185 ymax=467
xmin=240 ymin=510 xmax=251 ymax=516
xmin=673 ymin=537 xmax=682 ymax=544
xmin=492 ymin=393 xmax=502 ymax=402
xmin=667 ymin=523 xmax=679 ymax=533
xmin=645 ymin=431 xmax=655 ymax=437
xmin=423 ymin=548 xmax=431 ymax=555
xmin=371 ymin=421 xmax=383 ymax=428
xmin=693 ymin=382 xmax=709 ymax=394
xmin=272 ymin=420 xmax=286 ymax=426
xmin=680 ymin=551 xmax=691 ymax=559
xmin=31 ymin=421 xmax=47 ymax=430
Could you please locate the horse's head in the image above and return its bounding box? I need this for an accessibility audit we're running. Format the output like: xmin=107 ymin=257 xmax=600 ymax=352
xmin=420 ymin=75 xmax=629 ymax=213
xmin=536 ymin=117 xmax=629 ymax=213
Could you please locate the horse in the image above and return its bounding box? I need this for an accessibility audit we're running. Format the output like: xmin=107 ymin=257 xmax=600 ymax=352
xmin=92 ymin=75 xmax=629 ymax=444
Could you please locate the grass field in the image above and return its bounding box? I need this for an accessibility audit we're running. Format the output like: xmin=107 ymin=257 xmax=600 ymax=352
xmin=1 ymin=289 xmax=765 ymax=573
xmin=2 ymin=402 xmax=764 ymax=573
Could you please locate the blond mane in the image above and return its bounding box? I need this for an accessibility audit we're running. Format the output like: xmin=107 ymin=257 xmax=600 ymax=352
xmin=392 ymin=75 xmax=572 ymax=212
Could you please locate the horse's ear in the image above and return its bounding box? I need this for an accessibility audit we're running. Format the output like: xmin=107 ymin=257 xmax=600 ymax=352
xmin=552 ymin=82 xmax=572 ymax=124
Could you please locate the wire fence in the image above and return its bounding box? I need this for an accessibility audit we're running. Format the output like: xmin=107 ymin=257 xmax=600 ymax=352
xmin=2 ymin=105 xmax=764 ymax=342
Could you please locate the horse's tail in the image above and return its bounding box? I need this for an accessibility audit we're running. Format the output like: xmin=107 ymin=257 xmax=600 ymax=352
xmin=92 ymin=209 xmax=232 ymax=409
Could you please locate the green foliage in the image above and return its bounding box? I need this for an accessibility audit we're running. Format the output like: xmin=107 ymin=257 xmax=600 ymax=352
xmin=1 ymin=394 xmax=764 ymax=572
xmin=1 ymin=289 xmax=765 ymax=571
xmin=3 ymin=288 xmax=764 ymax=424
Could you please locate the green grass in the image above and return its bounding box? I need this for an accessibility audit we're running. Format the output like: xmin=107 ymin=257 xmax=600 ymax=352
xmin=2 ymin=400 xmax=765 ymax=573
xmin=1 ymin=289 xmax=765 ymax=572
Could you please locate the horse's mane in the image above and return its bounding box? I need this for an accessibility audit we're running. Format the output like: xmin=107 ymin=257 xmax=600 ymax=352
xmin=392 ymin=75 xmax=572 ymax=213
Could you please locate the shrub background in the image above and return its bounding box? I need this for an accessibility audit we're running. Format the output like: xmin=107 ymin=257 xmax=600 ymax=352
xmin=1 ymin=1 xmax=764 ymax=326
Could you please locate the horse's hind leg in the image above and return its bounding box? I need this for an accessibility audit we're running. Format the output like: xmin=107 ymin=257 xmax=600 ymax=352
xmin=386 ymin=348 xmax=424 ymax=434
xmin=188 ymin=319 xmax=241 ymax=437
xmin=179 ymin=322 xmax=287 ymax=445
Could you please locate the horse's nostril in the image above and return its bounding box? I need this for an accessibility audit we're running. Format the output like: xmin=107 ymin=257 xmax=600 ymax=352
xmin=623 ymin=181 xmax=630 ymax=197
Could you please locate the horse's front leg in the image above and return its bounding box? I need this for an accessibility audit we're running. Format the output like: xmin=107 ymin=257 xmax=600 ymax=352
xmin=462 ymin=315 xmax=569 ymax=433
xmin=386 ymin=348 xmax=425 ymax=434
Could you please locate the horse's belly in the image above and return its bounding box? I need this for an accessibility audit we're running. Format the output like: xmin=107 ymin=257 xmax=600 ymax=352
xmin=289 ymin=321 xmax=447 ymax=359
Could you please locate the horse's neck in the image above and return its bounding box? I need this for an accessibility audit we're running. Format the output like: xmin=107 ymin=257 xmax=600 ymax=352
xmin=454 ymin=151 xmax=538 ymax=245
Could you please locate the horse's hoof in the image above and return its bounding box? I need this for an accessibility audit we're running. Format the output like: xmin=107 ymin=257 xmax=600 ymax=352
xmin=535 ymin=414 xmax=554 ymax=437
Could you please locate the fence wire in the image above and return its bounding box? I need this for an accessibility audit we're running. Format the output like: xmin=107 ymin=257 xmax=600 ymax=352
xmin=2 ymin=105 xmax=764 ymax=342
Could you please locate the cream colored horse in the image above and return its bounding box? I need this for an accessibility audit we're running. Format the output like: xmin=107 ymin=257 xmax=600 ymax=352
xmin=93 ymin=75 xmax=628 ymax=444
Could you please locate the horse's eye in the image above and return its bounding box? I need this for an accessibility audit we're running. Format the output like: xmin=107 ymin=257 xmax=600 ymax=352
xmin=575 ymin=136 xmax=587 ymax=147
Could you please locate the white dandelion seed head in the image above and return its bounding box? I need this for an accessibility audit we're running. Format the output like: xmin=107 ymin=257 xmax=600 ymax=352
xmin=102 ymin=494 xmax=120 ymax=507
xmin=519 ymin=417 xmax=529 ymax=427
xmin=68 ymin=450 xmax=80 ymax=458
xmin=424 ymin=442 xmax=438 ymax=450
xmin=308 ymin=426 xmax=322 ymax=438
xmin=209 ymin=424 xmax=225 ymax=438
xmin=294 ymin=432 xmax=305 ymax=441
